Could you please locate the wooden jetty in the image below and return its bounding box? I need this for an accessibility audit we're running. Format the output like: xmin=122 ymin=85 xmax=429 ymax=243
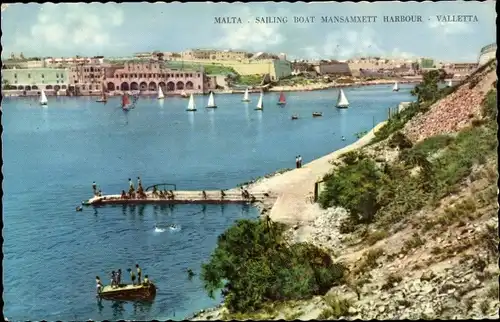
xmin=83 ymin=189 xmax=265 ymax=206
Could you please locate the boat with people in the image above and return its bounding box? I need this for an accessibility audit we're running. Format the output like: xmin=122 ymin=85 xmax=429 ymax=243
xmin=39 ymin=90 xmax=48 ymax=106
xmin=242 ymin=88 xmax=251 ymax=102
xmin=336 ymin=89 xmax=349 ymax=109
xmin=206 ymin=91 xmax=217 ymax=109
xmin=312 ymin=112 xmax=322 ymax=117
xmin=98 ymin=282 xmax=157 ymax=301
xmin=277 ymin=92 xmax=286 ymax=106
xmin=392 ymin=82 xmax=399 ymax=92
xmin=158 ymin=85 xmax=165 ymax=100
xmin=186 ymin=93 xmax=197 ymax=111
xmin=181 ymin=90 xmax=188 ymax=98
xmin=254 ymin=92 xmax=264 ymax=111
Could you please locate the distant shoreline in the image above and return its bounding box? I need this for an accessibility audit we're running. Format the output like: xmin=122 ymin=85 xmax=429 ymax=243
xmin=2 ymin=79 xmax=422 ymax=98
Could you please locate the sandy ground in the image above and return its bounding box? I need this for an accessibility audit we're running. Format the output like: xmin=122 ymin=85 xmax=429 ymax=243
xmin=248 ymin=121 xmax=387 ymax=226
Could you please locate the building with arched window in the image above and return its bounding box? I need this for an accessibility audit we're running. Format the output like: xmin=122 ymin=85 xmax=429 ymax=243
xmin=103 ymin=61 xmax=214 ymax=95
xmin=2 ymin=68 xmax=69 ymax=92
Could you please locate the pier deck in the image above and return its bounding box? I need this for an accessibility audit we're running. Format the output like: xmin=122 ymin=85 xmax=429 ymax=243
xmin=84 ymin=189 xmax=265 ymax=206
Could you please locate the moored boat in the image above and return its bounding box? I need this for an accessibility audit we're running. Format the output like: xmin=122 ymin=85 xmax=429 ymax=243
xmin=158 ymin=85 xmax=165 ymax=100
xmin=186 ymin=93 xmax=197 ymax=111
xmin=291 ymin=115 xmax=298 ymax=120
xmin=336 ymin=89 xmax=349 ymax=109
xmin=121 ymin=93 xmax=133 ymax=111
xmin=254 ymin=92 xmax=264 ymax=111
xmin=312 ymin=112 xmax=322 ymax=117
xmin=242 ymin=88 xmax=251 ymax=102
xmin=206 ymin=92 xmax=217 ymax=109
xmin=392 ymin=82 xmax=399 ymax=92
xmin=96 ymin=84 xmax=107 ymax=103
xmin=40 ymin=90 xmax=48 ymax=106
xmin=99 ymin=283 xmax=157 ymax=301
xmin=277 ymin=92 xmax=286 ymax=106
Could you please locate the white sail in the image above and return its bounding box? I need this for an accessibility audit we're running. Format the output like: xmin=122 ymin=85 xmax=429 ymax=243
xmin=207 ymin=92 xmax=215 ymax=107
xmin=181 ymin=90 xmax=187 ymax=97
xmin=187 ymin=94 xmax=196 ymax=110
xmin=447 ymin=80 xmax=453 ymax=87
xmin=256 ymin=92 xmax=264 ymax=110
xmin=336 ymin=89 xmax=349 ymax=108
xmin=392 ymin=82 xmax=399 ymax=91
xmin=40 ymin=90 xmax=48 ymax=105
xmin=158 ymin=85 xmax=164 ymax=99
xmin=243 ymin=88 xmax=250 ymax=101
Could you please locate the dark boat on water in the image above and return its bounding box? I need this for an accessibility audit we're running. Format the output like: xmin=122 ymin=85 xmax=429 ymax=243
xmin=277 ymin=92 xmax=286 ymax=106
xmin=312 ymin=112 xmax=322 ymax=117
xmin=291 ymin=115 xmax=298 ymax=120
xmin=99 ymin=283 xmax=157 ymax=301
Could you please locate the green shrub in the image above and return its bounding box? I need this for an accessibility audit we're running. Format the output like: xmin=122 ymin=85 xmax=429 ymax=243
xmin=201 ymin=219 xmax=346 ymax=313
xmin=319 ymin=159 xmax=383 ymax=224
xmin=388 ymin=131 xmax=413 ymax=150
xmin=399 ymin=135 xmax=454 ymax=164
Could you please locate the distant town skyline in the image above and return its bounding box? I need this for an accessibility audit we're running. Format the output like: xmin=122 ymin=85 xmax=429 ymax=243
xmin=1 ymin=2 xmax=496 ymax=62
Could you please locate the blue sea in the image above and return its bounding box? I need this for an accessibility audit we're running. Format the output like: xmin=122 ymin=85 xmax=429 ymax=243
xmin=2 ymin=85 xmax=414 ymax=320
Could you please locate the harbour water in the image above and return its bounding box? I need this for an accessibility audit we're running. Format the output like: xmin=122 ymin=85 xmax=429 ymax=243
xmin=2 ymin=85 xmax=414 ymax=320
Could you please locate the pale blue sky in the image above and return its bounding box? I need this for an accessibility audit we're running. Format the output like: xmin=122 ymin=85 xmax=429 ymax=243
xmin=1 ymin=2 xmax=496 ymax=62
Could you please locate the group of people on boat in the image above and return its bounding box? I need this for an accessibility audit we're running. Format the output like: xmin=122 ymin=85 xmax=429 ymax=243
xmin=295 ymin=155 xmax=303 ymax=168
xmin=95 ymin=264 xmax=152 ymax=296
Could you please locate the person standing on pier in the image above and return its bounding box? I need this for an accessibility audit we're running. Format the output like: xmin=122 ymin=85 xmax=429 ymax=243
xmin=295 ymin=156 xmax=299 ymax=168
xmin=298 ymin=155 xmax=303 ymax=168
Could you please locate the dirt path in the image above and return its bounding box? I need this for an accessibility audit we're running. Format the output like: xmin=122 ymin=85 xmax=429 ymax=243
xmin=248 ymin=122 xmax=387 ymax=225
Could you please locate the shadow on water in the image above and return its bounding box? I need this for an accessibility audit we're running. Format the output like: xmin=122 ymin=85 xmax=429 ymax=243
xmin=96 ymin=298 xmax=154 ymax=320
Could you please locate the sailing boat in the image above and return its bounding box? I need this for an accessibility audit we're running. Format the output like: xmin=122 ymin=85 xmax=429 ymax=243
xmin=121 ymin=93 xmax=132 ymax=111
xmin=447 ymin=80 xmax=453 ymax=87
xmin=96 ymin=84 xmax=107 ymax=103
xmin=336 ymin=89 xmax=349 ymax=109
xmin=39 ymin=90 xmax=48 ymax=106
xmin=181 ymin=90 xmax=188 ymax=98
xmin=186 ymin=93 xmax=197 ymax=111
xmin=277 ymin=92 xmax=286 ymax=106
xmin=158 ymin=85 xmax=165 ymax=100
xmin=242 ymin=88 xmax=251 ymax=102
xmin=392 ymin=82 xmax=399 ymax=92
xmin=254 ymin=92 xmax=264 ymax=111
xmin=206 ymin=92 xmax=217 ymax=109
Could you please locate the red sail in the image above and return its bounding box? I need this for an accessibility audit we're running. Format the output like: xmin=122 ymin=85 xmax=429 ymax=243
xmin=279 ymin=92 xmax=286 ymax=103
xmin=122 ymin=94 xmax=130 ymax=107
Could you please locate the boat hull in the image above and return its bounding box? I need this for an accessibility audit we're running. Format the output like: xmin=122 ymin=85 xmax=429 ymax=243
xmin=291 ymin=116 xmax=298 ymax=120
xmin=186 ymin=109 xmax=197 ymax=112
xmin=277 ymin=102 xmax=286 ymax=106
xmin=206 ymin=106 xmax=217 ymax=109
xmin=392 ymin=90 xmax=399 ymax=92
xmin=312 ymin=113 xmax=322 ymax=117
xmin=254 ymin=108 xmax=263 ymax=111
xmin=96 ymin=99 xmax=107 ymax=103
xmin=40 ymin=103 xmax=48 ymax=106
xmin=158 ymin=97 xmax=165 ymax=100
xmin=336 ymin=105 xmax=349 ymax=109
xmin=242 ymin=99 xmax=251 ymax=102
xmin=99 ymin=283 xmax=156 ymax=301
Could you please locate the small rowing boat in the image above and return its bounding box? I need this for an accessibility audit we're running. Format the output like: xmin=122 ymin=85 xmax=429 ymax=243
xmin=99 ymin=283 xmax=157 ymax=301
xmin=312 ymin=112 xmax=322 ymax=117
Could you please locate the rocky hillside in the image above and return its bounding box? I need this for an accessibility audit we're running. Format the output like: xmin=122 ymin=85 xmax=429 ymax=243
xmin=191 ymin=60 xmax=498 ymax=321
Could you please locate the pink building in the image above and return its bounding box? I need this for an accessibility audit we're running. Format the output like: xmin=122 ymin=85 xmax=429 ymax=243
xmin=104 ymin=61 xmax=214 ymax=95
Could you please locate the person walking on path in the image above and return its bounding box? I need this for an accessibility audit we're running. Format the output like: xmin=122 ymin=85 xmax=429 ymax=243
xmin=295 ymin=156 xmax=299 ymax=168
xmin=298 ymin=155 xmax=303 ymax=168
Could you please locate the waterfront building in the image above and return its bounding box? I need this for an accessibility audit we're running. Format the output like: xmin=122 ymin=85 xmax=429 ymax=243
xmin=2 ymin=68 xmax=69 ymax=92
xmin=311 ymin=60 xmax=352 ymax=76
xmin=103 ymin=61 xmax=215 ymax=94
xmin=68 ymin=59 xmax=110 ymax=95
xmin=478 ymin=43 xmax=496 ymax=66
xmin=2 ymin=58 xmax=46 ymax=69
xmin=181 ymin=49 xmax=249 ymax=61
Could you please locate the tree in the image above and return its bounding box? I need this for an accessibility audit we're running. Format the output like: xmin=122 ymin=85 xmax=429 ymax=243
xmin=201 ymin=219 xmax=345 ymax=313
xmin=410 ymin=69 xmax=444 ymax=104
